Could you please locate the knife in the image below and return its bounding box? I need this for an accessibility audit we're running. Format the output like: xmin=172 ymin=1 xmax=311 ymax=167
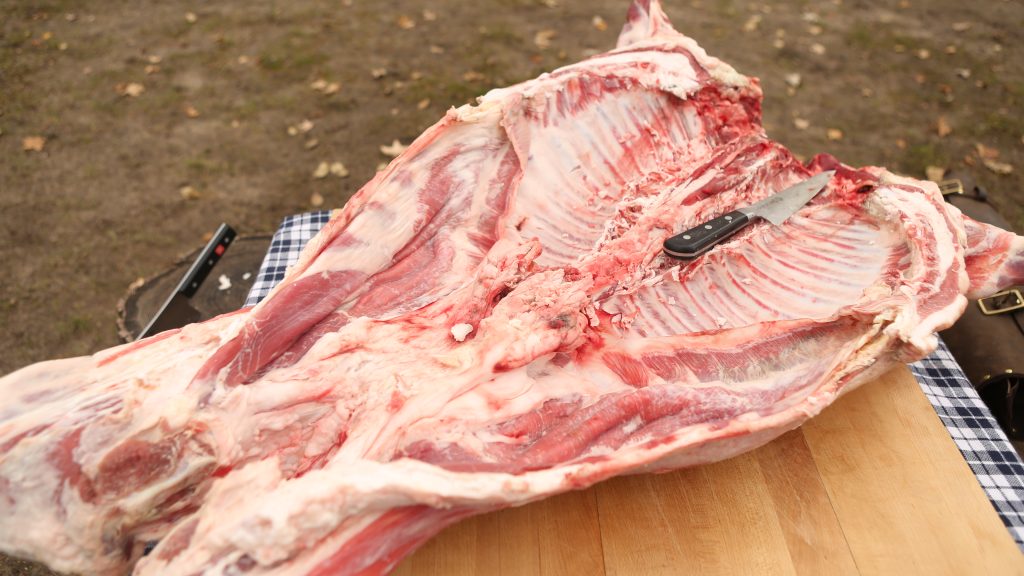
xmin=137 ymin=223 xmax=236 ymax=340
xmin=663 ymin=170 xmax=834 ymax=259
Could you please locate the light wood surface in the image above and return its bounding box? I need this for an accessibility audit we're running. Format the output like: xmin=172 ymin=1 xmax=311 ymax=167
xmin=394 ymin=365 xmax=1023 ymax=575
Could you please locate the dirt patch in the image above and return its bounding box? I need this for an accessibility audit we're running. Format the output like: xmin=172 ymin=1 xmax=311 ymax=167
xmin=0 ymin=0 xmax=1022 ymax=573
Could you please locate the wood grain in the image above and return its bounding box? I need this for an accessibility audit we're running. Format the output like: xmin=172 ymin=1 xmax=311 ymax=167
xmin=755 ymin=429 xmax=859 ymax=575
xmin=393 ymin=489 xmax=603 ymax=575
xmin=596 ymin=455 xmax=795 ymax=575
xmin=396 ymin=366 xmax=1023 ymax=575
xmin=803 ymin=366 xmax=1024 ymax=575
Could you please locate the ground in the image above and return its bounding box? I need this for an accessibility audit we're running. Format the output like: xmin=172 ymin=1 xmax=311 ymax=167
xmin=0 ymin=0 xmax=1022 ymax=573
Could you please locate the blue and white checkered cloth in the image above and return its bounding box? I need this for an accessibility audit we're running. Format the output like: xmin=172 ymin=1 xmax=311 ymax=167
xmin=911 ymin=348 xmax=1024 ymax=547
xmin=247 ymin=211 xmax=1024 ymax=549
xmin=245 ymin=211 xmax=334 ymax=307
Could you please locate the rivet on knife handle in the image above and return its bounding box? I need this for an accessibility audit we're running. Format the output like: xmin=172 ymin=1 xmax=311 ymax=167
xmin=663 ymin=210 xmax=750 ymax=259
xmin=180 ymin=223 xmax=236 ymax=297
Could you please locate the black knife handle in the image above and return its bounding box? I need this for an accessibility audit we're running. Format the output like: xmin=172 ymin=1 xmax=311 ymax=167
xmin=663 ymin=211 xmax=750 ymax=259
xmin=178 ymin=223 xmax=236 ymax=297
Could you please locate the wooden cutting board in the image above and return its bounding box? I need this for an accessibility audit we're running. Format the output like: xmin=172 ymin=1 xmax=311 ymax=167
xmin=394 ymin=365 xmax=1023 ymax=575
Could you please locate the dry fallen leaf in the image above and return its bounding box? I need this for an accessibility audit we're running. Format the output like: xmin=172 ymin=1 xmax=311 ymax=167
xmin=913 ymin=73 xmax=926 ymax=85
xmin=376 ymin=162 xmax=388 ymax=171
xmin=298 ymin=119 xmax=314 ymax=133
xmin=772 ymin=38 xmax=785 ymax=49
xmin=916 ymin=48 xmax=931 ymax=60
xmin=793 ymin=118 xmax=810 ymax=130
xmin=861 ymin=87 xmax=874 ymax=97
xmin=144 ymin=64 xmax=160 ymax=75
xmin=826 ymin=128 xmax=843 ymax=141
xmin=116 ymin=82 xmax=145 ymax=97
xmin=410 ymin=71 xmax=423 ymax=81
xmin=58 ymin=42 xmax=68 ymax=51
xmin=380 ymin=139 xmax=408 ymax=157
xmin=304 ymin=138 xmax=319 ymax=150
xmin=983 ymin=159 xmax=1014 ymax=175
xmin=422 ymin=9 xmax=437 ymax=21
xmin=808 ymin=24 xmax=823 ymax=36
xmin=592 ymin=15 xmax=608 ymax=31
xmin=417 ymin=98 xmax=430 ymax=110
xmin=330 ymin=162 xmax=350 ymax=178
xmin=147 ymin=55 xmax=162 ymax=64
xmin=313 ymin=162 xmax=330 ymax=179
xmin=22 ymin=136 xmax=46 ymax=152
xmin=895 ymin=138 xmax=907 ymax=150
xmin=809 ymin=43 xmax=826 ymax=55
xmin=784 ymin=73 xmax=801 ymax=89
xmin=237 ymin=55 xmax=251 ymax=65
xmin=534 ymin=29 xmax=556 ymax=50
xmin=310 ymin=79 xmax=340 ymax=95
xmin=185 ymin=12 xmax=197 ymax=23
xmin=183 ymin=104 xmax=200 ymax=118
xmin=371 ymin=67 xmax=388 ymax=79
xmin=742 ymin=15 xmax=761 ymax=32
xmin=310 ymin=192 xmax=324 ymax=207
xmin=936 ymin=116 xmax=952 ymax=137
xmin=429 ymin=45 xmax=444 ymax=54
xmin=951 ymin=21 xmax=971 ymax=32
xmin=179 ymin=185 xmax=200 ymax=200
xmin=945 ymin=44 xmax=957 ymax=55
xmin=975 ymin=142 xmax=1000 ymax=160
xmin=462 ymin=70 xmax=485 ymax=82
xmin=397 ymin=15 xmax=416 ymax=29
xmin=925 ymin=165 xmax=946 ymax=182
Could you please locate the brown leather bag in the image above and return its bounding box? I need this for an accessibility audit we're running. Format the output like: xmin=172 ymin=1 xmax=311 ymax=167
xmin=939 ymin=175 xmax=1023 ymax=438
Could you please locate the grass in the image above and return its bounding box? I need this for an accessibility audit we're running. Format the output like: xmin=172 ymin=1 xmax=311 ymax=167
xmin=845 ymin=22 xmax=878 ymax=52
xmin=900 ymin=143 xmax=949 ymax=176
xmin=972 ymin=110 xmax=1024 ymax=139
xmin=478 ymin=23 xmax=522 ymax=46
xmin=256 ymin=29 xmax=329 ymax=79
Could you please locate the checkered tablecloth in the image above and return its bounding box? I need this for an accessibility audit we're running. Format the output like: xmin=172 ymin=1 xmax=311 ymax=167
xmin=247 ymin=210 xmax=1024 ymax=549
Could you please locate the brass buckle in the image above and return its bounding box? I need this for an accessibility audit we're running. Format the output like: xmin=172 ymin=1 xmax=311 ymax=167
xmin=938 ymin=179 xmax=963 ymax=197
xmin=978 ymin=289 xmax=1024 ymax=315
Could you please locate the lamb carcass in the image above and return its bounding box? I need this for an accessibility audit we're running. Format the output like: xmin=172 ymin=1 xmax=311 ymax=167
xmin=1 ymin=1 xmax=1022 ymax=574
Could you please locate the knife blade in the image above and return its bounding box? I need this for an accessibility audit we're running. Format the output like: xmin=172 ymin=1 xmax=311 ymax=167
xmin=663 ymin=170 xmax=834 ymax=259
xmin=137 ymin=223 xmax=236 ymax=340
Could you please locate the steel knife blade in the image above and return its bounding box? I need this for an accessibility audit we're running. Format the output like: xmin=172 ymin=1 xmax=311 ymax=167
xmin=663 ymin=170 xmax=834 ymax=259
xmin=137 ymin=223 xmax=236 ymax=340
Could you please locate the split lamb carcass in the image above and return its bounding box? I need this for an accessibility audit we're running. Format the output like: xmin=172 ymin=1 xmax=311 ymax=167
xmin=2 ymin=1 xmax=1023 ymax=574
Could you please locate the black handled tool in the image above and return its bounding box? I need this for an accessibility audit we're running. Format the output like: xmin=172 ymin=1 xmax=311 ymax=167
xmin=664 ymin=171 xmax=834 ymax=259
xmin=138 ymin=223 xmax=236 ymax=339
